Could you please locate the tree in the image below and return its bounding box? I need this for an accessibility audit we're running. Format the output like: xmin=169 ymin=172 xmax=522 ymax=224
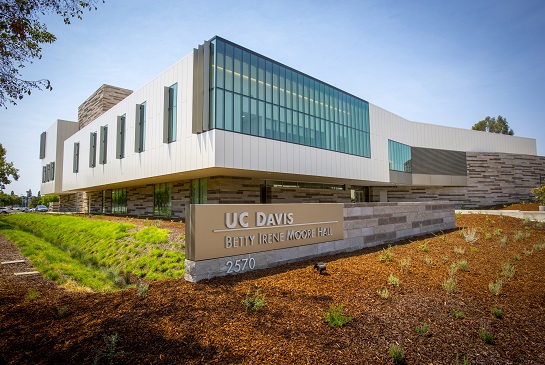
xmin=0 ymin=143 xmax=19 ymax=190
xmin=472 ymin=116 xmax=514 ymax=135
xmin=0 ymin=0 xmax=103 ymax=108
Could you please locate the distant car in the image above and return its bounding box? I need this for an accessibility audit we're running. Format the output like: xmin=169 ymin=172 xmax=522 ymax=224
xmin=35 ymin=205 xmax=49 ymax=212
xmin=0 ymin=207 xmax=11 ymax=214
xmin=19 ymin=207 xmax=28 ymax=212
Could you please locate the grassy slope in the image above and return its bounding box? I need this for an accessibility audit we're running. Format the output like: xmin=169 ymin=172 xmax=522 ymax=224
xmin=0 ymin=214 xmax=185 ymax=291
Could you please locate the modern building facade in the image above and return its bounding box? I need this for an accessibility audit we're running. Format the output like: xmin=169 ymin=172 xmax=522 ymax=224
xmin=39 ymin=36 xmax=545 ymax=216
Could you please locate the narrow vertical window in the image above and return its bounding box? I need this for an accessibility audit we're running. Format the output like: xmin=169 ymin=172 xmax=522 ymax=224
xmin=73 ymin=142 xmax=80 ymax=173
xmin=89 ymin=132 xmax=97 ymax=168
xmin=39 ymin=132 xmax=46 ymax=159
xmin=42 ymin=166 xmax=46 ymax=183
xmin=116 ymin=114 xmax=126 ymax=159
xmin=135 ymin=102 xmax=146 ymax=152
xmin=164 ymin=84 xmax=178 ymax=143
xmin=99 ymin=125 xmax=108 ymax=165
xmin=191 ymin=178 xmax=207 ymax=204
xmin=112 ymin=188 xmax=127 ymax=214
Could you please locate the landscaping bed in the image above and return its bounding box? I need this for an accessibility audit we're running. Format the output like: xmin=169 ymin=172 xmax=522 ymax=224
xmin=1 ymin=214 xmax=545 ymax=364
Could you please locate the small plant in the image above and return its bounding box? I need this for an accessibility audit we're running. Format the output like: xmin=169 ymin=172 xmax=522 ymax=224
xmin=387 ymin=273 xmax=400 ymax=287
xmin=442 ymin=263 xmax=458 ymax=294
xmin=415 ymin=323 xmax=430 ymax=336
xmin=454 ymin=354 xmax=472 ymax=365
xmin=501 ymin=261 xmax=515 ymax=279
xmin=379 ymin=245 xmax=394 ymax=262
xmin=154 ymin=219 xmax=162 ymax=227
xmin=513 ymin=254 xmax=521 ymax=261
xmin=485 ymin=233 xmax=492 ymax=240
xmin=242 ymin=286 xmax=267 ymax=312
xmin=92 ymin=332 xmax=126 ymax=365
xmin=450 ymin=309 xmax=465 ymax=319
xmin=398 ymin=257 xmax=411 ymax=273
xmin=478 ymin=320 xmax=495 ymax=344
xmin=439 ymin=234 xmax=449 ymax=244
xmin=458 ymin=229 xmax=465 ymax=238
xmin=488 ymin=279 xmax=503 ymax=296
xmin=493 ymin=229 xmax=503 ymax=236
xmin=26 ymin=289 xmax=40 ymax=301
xmin=137 ymin=283 xmax=149 ymax=298
xmin=499 ymin=236 xmax=508 ymax=248
xmin=57 ymin=305 xmax=69 ymax=318
xmin=389 ymin=342 xmax=406 ymax=365
xmin=462 ymin=227 xmax=478 ymax=244
xmin=491 ymin=307 xmax=503 ymax=319
xmin=457 ymin=260 xmax=468 ymax=272
xmin=523 ymin=248 xmax=533 ymax=256
xmin=513 ymin=230 xmax=525 ymax=242
xmin=377 ymin=287 xmax=390 ymax=300
xmin=422 ymin=256 xmax=433 ymax=266
xmin=453 ymin=246 xmax=465 ymax=255
xmin=418 ymin=241 xmax=429 ymax=252
xmin=470 ymin=247 xmax=479 ymax=253
xmin=523 ymin=218 xmax=532 ymax=225
xmin=324 ymin=304 xmax=352 ymax=327
xmin=456 ymin=211 xmax=463 ymax=219
xmin=533 ymin=242 xmax=545 ymax=251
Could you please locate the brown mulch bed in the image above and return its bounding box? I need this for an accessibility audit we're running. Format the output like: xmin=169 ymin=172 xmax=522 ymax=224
xmin=1 ymin=215 xmax=545 ymax=364
xmin=500 ymin=202 xmax=540 ymax=211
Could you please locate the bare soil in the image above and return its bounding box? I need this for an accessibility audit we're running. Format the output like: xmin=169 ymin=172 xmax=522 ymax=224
xmin=1 ymin=214 xmax=545 ymax=364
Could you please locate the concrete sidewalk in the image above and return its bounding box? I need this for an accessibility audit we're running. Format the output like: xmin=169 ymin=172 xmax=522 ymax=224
xmin=456 ymin=209 xmax=545 ymax=222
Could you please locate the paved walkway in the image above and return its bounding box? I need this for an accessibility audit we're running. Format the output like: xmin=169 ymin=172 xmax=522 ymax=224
xmin=456 ymin=209 xmax=545 ymax=222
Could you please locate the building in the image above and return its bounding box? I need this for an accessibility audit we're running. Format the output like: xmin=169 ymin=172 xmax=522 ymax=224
xmin=39 ymin=36 xmax=545 ymax=217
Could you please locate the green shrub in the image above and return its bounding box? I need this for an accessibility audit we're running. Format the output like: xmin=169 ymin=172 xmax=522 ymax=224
xmin=462 ymin=228 xmax=478 ymax=244
xmin=418 ymin=241 xmax=429 ymax=252
xmin=457 ymin=260 xmax=468 ymax=272
xmin=499 ymin=236 xmax=508 ymax=248
xmin=398 ymin=257 xmax=411 ymax=273
xmin=389 ymin=343 xmax=406 ymax=365
xmin=423 ymin=256 xmax=433 ymax=266
xmin=491 ymin=307 xmax=503 ymax=319
xmin=26 ymin=288 xmax=40 ymax=301
xmin=242 ymin=287 xmax=267 ymax=312
xmin=415 ymin=323 xmax=430 ymax=336
xmin=387 ymin=273 xmax=400 ymax=287
xmin=478 ymin=321 xmax=495 ymax=344
xmin=488 ymin=279 xmax=503 ymax=296
xmin=501 ymin=261 xmax=515 ymax=279
xmin=450 ymin=309 xmax=465 ymax=319
xmin=324 ymin=304 xmax=352 ymax=327
xmin=377 ymin=287 xmax=390 ymax=300
xmin=379 ymin=245 xmax=394 ymax=262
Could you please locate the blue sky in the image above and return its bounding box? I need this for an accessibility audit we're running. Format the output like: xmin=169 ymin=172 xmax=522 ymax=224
xmin=1 ymin=0 xmax=544 ymax=196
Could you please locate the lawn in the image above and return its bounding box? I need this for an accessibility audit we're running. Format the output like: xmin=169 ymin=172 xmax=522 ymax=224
xmin=0 ymin=214 xmax=185 ymax=291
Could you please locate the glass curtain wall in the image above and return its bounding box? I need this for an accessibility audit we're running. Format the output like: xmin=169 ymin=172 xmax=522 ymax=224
xmin=209 ymin=38 xmax=371 ymax=157
xmin=112 ymin=188 xmax=127 ymax=214
xmin=154 ymin=183 xmax=172 ymax=217
xmin=388 ymin=140 xmax=412 ymax=172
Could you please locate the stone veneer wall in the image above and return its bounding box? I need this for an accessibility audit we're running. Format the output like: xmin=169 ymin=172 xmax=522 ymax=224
xmin=372 ymin=152 xmax=545 ymax=208
xmin=78 ymin=84 xmax=133 ymax=129
xmin=184 ymin=201 xmax=455 ymax=282
xmin=207 ymin=176 xmax=260 ymax=204
xmin=268 ymin=186 xmax=351 ymax=203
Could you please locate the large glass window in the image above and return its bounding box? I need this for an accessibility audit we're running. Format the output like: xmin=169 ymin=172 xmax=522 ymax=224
xmin=209 ymin=38 xmax=371 ymax=158
xmin=112 ymin=188 xmax=127 ymax=214
xmin=154 ymin=183 xmax=172 ymax=216
xmin=388 ymin=140 xmax=412 ymax=173
xmin=191 ymin=178 xmax=207 ymax=204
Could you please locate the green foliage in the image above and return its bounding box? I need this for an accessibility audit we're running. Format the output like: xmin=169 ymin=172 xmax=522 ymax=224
xmin=398 ymin=257 xmax=411 ymax=273
xmin=501 ymin=261 xmax=515 ymax=279
xmin=457 ymin=260 xmax=468 ymax=272
xmin=377 ymin=287 xmax=390 ymax=300
xmin=323 ymin=304 xmax=352 ymax=327
xmin=450 ymin=309 xmax=465 ymax=319
xmin=493 ymin=229 xmax=503 ymax=236
xmin=499 ymin=236 xmax=508 ymax=248
xmin=387 ymin=273 xmax=400 ymax=287
xmin=422 ymin=256 xmax=433 ymax=266
xmin=92 ymin=332 xmax=127 ymax=365
xmin=418 ymin=241 xmax=429 ymax=252
xmin=453 ymin=246 xmax=465 ymax=255
xmin=0 ymin=214 xmax=185 ymax=292
xmin=491 ymin=307 xmax=503 ymax=319
xmin=462 ymin=227 xmax=478 ymax=244
xmin=443 ymin=263 xmax=458 ymax=294
xmin=378 ymin=245 xmax=394 ymax=262
xmin=415 ymin=323 xmax=430 ymax=336
xmin=533 ymin=242 xmax=545 ymax=251
xmin=389 ymin=342 xmax=406 ymax=365
xmin=0 ymin=0 xmax=102 ymax=107
xmin=513 ymin=230 xmax=525 ymax=242
xmin=478 ymin=321 xmax=495 ymax=344
xmin=488 ymin=279 xmax=503 ymax=296
xmin=242 ymin=287 xmax=267 ymax=312
xmin=530 ymin=185 xmax=545 ymax=205
xmin=454 ymin=354 xmax=472 ymax=365
xmin=137 ymin=283 xmax=149 ymax=298
xmin=26 ymin=288 xmax=40 ymax=300
xmin=472 ymin=115 xmax=514 ymax=135
xmin=0 ymin=143 xmax=19 ymax=190
xmin=57 ymin=305 xmax=69 ymax=318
